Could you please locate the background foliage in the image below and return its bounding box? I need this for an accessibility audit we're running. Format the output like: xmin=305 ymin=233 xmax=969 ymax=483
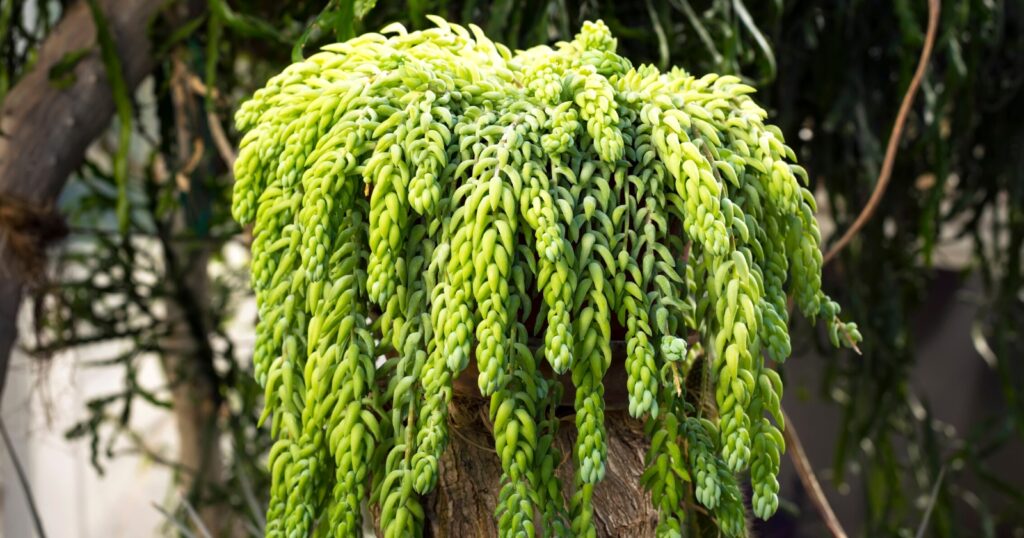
xmin=3 ymin=0 xmax=1022 ymax=536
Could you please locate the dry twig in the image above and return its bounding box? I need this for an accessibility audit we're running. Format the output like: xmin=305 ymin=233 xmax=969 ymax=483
xmin=0 ymin=417 xmax=48 ymax=538
xmin=822 ymin=0 xmax=941 ymax=265
xmin=779 ymin=4 xmax=941 ymax=536
xmin=782 ymin=409 xmax=847 ymax=538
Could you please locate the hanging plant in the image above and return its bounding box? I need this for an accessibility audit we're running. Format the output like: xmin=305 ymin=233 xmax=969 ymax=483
xmin=233 ymin=16 xmax=860 ymax=537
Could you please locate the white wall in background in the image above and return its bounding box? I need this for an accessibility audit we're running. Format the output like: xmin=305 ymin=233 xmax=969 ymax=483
xmin=1 ymin=337 xmax=178 ymax=538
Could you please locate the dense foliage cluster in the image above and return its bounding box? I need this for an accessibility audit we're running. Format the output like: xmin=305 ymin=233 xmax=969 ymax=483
xmin=234 ymin=17 xmax=859 ymax=537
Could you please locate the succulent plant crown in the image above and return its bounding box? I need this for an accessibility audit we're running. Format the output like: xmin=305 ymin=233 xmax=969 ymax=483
xmin=233 ymin=16 xmax=860 ymax=537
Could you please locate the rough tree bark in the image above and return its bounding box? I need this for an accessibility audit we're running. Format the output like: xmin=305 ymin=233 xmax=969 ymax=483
xmin=378 ymin=344 xmax=661 ymax=537
xmin=424 ymin=399 xmax=659 ymax=537
xmin=0 ymin=0 xmax=191 ymax=401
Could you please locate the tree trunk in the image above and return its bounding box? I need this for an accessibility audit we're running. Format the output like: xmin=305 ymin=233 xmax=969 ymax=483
xmin=150 ymin=52 xmax=229 ymax=535
xmin=158 ymin=245 xmax=226 ymax=535
xmin=380 ymin=345 xmax=659 ymax=537
xmin=423 ymin=398 xmax=658 ymax=537
xmin=0 ymin=0 xmax=196 ymax=402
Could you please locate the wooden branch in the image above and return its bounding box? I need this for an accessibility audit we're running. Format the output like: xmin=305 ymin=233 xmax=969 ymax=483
xmin=822 ymin=0 xmax=941 ymax=265
xmin=0 ymin=0 xmax=200 ymax=402
xmin=396 ymin=398 xmax=658 ymax=537
xmin=206 ymin=109 xmax=238 ymax=169
xmin=783 ymin=409 xmax=848 ymax=538
xmin=180 ymin=70 xmax=237 ymax=168
xmin=778 ymin=4 xmax=942 ymax=537
xmin=0 ymin=417 xmax=48 ymax=538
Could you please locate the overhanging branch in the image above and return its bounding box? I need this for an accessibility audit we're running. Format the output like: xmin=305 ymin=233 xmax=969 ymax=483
xmin=0 ymin=0 xmax=200 ymax=402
